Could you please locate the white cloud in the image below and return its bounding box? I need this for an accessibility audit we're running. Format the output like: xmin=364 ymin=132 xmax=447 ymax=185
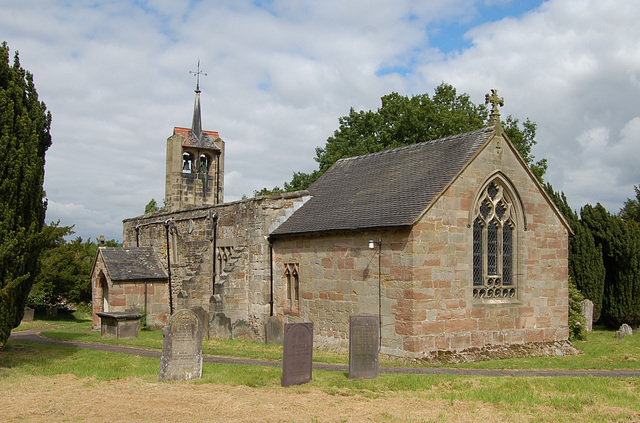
xmin=2 ymin=0 xmax=640 ymax=240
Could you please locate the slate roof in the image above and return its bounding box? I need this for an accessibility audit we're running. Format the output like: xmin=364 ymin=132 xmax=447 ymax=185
xmin=270 ymin=127 xmax=494 ymax=237
xmin=100 ymin=247 xmax=168 ymax=281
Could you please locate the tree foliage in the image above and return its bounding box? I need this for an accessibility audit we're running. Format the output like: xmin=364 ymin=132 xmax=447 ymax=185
xmin=145 ymin=198 xmax=159 ymax=214
xmin=619 ymin=185 xmax=640 ymax=224
xmin=0 ymin=43 xmax=51 ymax=348
xmin=257 ymin=83 xmax=546 ymax=195
xmin=581 ymin=203 xmax=640 ymax=328
xmin=29 ymin=222 xmax=121 ymax=311
xmin=545 ymin=184 xmax=605 ymax=322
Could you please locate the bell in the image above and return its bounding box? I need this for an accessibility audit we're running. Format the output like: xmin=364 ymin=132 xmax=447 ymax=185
xmin=182 ymin=160 xmax=190 ymax=172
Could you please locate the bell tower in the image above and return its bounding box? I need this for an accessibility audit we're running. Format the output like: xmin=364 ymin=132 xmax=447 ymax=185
xmin=165 ymin=62 xmax=225 ymax=211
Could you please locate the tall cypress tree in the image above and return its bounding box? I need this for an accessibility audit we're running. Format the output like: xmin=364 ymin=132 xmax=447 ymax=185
xmin=544 ymin=184 xmax=605 ymax=321
xmin=582 ymin=204 xmax=640 ymax=328
xmin=0 ymin=43 xmax=51 ymax=348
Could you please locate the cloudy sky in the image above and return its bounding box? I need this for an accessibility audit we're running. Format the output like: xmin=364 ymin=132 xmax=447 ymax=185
xmin=2 ymin=0 xmax=639 ymax=242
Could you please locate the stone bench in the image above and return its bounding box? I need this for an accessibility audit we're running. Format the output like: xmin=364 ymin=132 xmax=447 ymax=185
xmin=96 ymin=311 xmax=143 ymax=339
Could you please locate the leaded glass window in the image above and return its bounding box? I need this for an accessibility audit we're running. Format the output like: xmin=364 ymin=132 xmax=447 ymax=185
xmin=472 ymin=182 xmax=517 ymax=299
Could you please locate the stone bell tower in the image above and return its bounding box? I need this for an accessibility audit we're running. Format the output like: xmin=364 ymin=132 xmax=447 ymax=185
xmin=165 ymin=65 xmax=225 ymax=211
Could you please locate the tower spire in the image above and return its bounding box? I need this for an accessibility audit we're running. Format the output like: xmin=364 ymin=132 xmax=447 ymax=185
xmin=189 ymin=60 xmax=207 ymax=141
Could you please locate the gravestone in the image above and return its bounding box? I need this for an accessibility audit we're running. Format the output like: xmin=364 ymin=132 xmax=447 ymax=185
xmin=616 ymin=323 xmax=633 ymax=339
xmin=190 ymin=306 xmax=210 ymax=339
xmin=22 ymin=308 xmax=34 ymax=322
xmin=232 ymin=320 xmax=256 ymax=341
xmin=581 ymin=299 xmax=594 ymax=332
xmin=210 ymin=312 xmax=232 ymax=340
xmin=265 ymin=315 xmax=283 ymax=345
xmin=282 ymin=322 xmax=313 ymax=387
xmin=349 ymin=316 xmax=379 ymax=379
xmin=158 ymin=309 xmax=204 ymax=382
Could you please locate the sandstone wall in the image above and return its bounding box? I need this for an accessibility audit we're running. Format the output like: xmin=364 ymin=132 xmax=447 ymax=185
xmin=122 ymin=192 xmax=309 ymax=338
xmin=273 ymin=134 xmax=569 ymax=358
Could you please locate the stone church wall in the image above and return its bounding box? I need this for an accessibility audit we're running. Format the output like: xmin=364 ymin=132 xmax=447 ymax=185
xmin=122 ymin=191 xmax=310 ymax=338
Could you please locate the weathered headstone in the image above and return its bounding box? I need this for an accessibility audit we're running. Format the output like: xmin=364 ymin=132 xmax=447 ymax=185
xmin=232 ymin=320 xmax=257 ymax=341
xmin=581 ymin=299 xmax=594 ymax=332
xmin=190 ymin=306 xmax=210 ymax=339
xmin=616 ymin=323 xmax=633 ymax=339
xmin=265 ymin=315 xmax=283 ymax=345
xmin=158 ymin=309 xmax=204 ymax=382
xmin=210 ymin=312 xmax=232 ymax=340
xmin=282 ymin=322 xmax=313 ymax=387
xmin=22 ymin=308 xmax=34 ymax=322
xmin=349 ymin=316 xmax=379 ymax=379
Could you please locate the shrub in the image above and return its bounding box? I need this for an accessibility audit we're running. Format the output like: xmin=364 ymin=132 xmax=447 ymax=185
xmin=569 ymin=279 xmax=586 ymax=341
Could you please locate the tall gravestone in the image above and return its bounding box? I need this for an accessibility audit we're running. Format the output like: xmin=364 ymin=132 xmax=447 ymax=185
xmin=282 ymin=322 xmax=313 ymax=387
xmin=158 ymin=309 xmax=204 ymax=382
xmin=581 ymin=299 xmax=594 ymax=332
xmin=349 ymin=316 xmax=379 ymax=379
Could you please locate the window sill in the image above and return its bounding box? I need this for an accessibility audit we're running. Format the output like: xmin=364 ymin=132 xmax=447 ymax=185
xmin=472 ymin=297 xmax=521 ymax=307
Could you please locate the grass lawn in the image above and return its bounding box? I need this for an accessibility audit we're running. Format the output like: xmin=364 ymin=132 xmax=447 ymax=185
xmin=3 ymin=317 xmax=640 ymax=422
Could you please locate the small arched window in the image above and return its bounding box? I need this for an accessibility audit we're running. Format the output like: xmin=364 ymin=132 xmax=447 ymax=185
xmin=472 ymin=180 xmax=517 ymax=299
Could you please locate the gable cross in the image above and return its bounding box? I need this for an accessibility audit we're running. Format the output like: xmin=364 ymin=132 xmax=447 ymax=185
xmin=189 ymin=59 xmax=207 ymax=93
xmin=485 ymin=89 xmax=504 ymax=135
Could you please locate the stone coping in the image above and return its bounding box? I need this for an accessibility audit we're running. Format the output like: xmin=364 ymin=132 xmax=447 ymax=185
xmin=96 ymin=312 xmax=143 ymax=320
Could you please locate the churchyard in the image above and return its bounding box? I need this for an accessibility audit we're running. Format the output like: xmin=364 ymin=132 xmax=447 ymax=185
xmin=1 ymin=314 xmax=640 ymax=422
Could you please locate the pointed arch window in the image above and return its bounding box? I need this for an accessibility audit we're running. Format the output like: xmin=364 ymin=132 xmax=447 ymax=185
xmin=284 ymin=263 xmax=300 ymax=312
xmin=472 ymin=181 xmax=517 ymax=299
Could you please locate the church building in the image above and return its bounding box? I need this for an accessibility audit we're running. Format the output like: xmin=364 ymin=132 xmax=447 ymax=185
xmin=91 ymin=86 xmax=571 ymax=359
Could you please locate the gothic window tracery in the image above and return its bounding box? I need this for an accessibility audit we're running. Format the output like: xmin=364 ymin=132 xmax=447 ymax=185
xmin=472 ymin=181 xmax=517 ymax=299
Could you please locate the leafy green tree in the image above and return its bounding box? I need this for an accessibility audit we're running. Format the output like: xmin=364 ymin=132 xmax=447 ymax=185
xmin=620 ymin=185 xmax=640 ymax=224
xmin=0 ymin=43 xmax=51 ymax=348
xmin=29 ymin=222 xmax=121 ymax=310
xmin=262 ymin=83 xmax=546 ymax=194
xmin=582 ymin=203 xmax=640 ymax=328
xmin=145 ymin=198 xmax=159 ymax=214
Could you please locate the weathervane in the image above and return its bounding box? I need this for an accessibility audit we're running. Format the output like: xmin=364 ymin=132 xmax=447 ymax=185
xmin=189 ymin=59 xmax=207 ymax=93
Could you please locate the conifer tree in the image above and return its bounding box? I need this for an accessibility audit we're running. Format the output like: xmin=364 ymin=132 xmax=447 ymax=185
xmin=0 ymin=43 xmax=51 ymax=348
xmin=544 ymin=184 xmax=605 ymax=321
xmin=582 ymin=204 xmax=640 ymax=328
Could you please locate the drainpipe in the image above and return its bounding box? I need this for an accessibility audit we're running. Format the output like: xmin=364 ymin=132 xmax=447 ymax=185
xmin=269 ymin=237 xmax=274 ymax=316
xmin=378 ymin=239 xmax=382 ymax=349
xmin=210 ymin=212 xmax=218 ymax=296
xmin=164 ymin=219 xmax=173 ymax=315
xmin=215 ymin=150 xmax=221 ymax=204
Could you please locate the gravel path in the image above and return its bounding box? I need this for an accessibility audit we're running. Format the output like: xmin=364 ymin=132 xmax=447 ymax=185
xmin=9 ymin=329 xmax=640 ymax=378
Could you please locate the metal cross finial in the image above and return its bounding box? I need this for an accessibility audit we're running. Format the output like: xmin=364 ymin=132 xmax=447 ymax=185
xmin=189 ymin=59 xmax=207 ymax=92
xmin=485 ymin=89 xmax=504 ymax=130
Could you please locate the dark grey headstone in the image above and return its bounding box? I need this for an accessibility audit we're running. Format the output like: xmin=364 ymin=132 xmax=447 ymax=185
xmin=265 ymin=315 xmax=283 ymax=345
xmin=349 ymin=316 xmax=379 ymax=379
xmin=581 ymin=299 xmax=593 ymax=332
xmin=190 ymin=306 xmax=210 ymax=339
xmin=282 ymin=322 xmax=313 ymax=387
xmin=158 ymin=309 xmax=204 ymax=382
xmin=210 ymin=312 xmax=232 ymax=340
